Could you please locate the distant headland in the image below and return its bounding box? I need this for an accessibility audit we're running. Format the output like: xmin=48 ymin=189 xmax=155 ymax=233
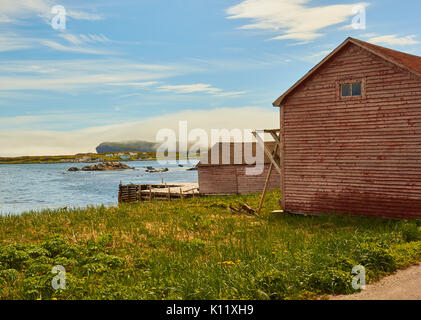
xmin=96 ymin=140 xmax=160 ymax=153
xmin=0 ymin=140 xmax=199 ymax=164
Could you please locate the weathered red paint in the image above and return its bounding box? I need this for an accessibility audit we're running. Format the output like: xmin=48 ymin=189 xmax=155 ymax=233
xmin=274 ymin=38 xmax=421 ymax=219
xmin=197 ymin=142 xmax=280 ymax=195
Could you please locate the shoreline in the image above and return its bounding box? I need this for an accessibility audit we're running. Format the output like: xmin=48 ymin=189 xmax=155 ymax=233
xmin=0 ymin=155 xmax=199 ymax=165
xmin=1 ymin=181 xmax=200 ymax=216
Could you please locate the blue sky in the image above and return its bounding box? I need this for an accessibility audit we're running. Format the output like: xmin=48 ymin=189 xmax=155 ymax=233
xmin=1 ymin=0 xmax=421 ymax=156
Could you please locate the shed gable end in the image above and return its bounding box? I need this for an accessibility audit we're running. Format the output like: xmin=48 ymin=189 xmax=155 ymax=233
xmin=280 ymin=43 xmax=421 ymax=219
xmin=283 ymin=42 xmax=421 ymax=106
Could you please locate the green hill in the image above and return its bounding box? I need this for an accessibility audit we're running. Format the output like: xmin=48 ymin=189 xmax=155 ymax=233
xmin=96 ymin=141 xmax=160 ymax=153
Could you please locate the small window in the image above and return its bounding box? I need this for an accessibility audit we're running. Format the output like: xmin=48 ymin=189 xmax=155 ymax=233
xmin=341 ymin=83 xmax=351 ymax=97
xmin=352 ymin=82 xmax=362 ymax=96
xmin=341 ymin=82 xmax=362 ymax=97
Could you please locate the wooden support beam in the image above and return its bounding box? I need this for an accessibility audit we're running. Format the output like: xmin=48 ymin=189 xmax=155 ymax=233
xmin=252 ymin=130 xmax=282 ymax=175
xmin=257 ymin=142 xmax=279 ymax=215
xmin=257 ymin=162 xmax=273 ymax=215
xmin=251 ymin=129 xmax=282 ymax=214
xmin=269 ymin=131 xmax=281 ymax=145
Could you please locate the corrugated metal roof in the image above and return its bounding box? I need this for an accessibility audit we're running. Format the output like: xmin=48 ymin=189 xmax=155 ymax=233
xmin=198 ymin=142 xmax=276 ymax=166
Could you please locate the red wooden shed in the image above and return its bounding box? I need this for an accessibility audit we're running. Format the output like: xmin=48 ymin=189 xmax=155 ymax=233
xmin=198 ymin=142 xmax=280 ymax=195
xmin=273 ymin=37 xmax=421 ymax=219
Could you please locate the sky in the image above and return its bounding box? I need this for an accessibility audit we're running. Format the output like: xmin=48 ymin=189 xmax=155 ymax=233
xmin=1 ymin=0 xmax=421 ymax=156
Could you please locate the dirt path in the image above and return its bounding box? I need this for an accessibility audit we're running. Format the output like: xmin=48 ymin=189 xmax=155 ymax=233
xmin=331 ymin=264 xmax=421 ymax=300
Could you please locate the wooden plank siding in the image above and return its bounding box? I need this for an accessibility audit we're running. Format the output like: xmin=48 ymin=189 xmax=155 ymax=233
xmin=280 ymin=42 xmax=421 ymax=219
xmin=197 ymin=142 xmax=280 ymax=195
xmin=198 ymin=164 xmax=280 ymax=195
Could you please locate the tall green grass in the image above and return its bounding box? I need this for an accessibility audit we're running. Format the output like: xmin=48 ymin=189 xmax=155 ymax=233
xmin=0 ymin=190 xmax=420 ymax=300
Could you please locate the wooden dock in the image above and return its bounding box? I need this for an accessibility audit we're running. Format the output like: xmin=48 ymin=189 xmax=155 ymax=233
xmin=118 ymin=183 xmax=199 ymax=203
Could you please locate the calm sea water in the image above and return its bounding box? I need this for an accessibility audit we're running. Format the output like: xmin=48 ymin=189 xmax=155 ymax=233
xmin=0 ymin=160 xmax=198 ymax=215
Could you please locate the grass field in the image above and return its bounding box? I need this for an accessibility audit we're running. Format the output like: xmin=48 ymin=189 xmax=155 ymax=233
xmin=0 ymin=190 xmax=420 ymax=300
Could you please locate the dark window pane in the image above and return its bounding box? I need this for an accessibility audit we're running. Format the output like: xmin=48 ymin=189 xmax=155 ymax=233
xmin=341 ymin=84 xmax=351 ymax=97
xmin=352 ymin=82 xmax=362 ymax=96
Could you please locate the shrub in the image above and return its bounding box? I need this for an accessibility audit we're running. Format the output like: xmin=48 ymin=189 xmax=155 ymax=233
xmin=85 ymin=252 xmax=126 ymax=269
xmin=26 ymin=246 xmax=49 ymax=259
xmin=98 ymin=234 xmax=114 ymax=248
xmin=41 ymin=235 xmax=69 ymax=257
xmin=304 ymin=268 xmax=354 ymax=295
xmin=401 ymin=222 xmax=421 ymax=242
xmin=331 ymin=256 xmax=357 ymax=272
xmin=357 ymin=243 xmax=397 ymax=273
xmin=0 ymin=269 xmax=19 ymax=285
xmin=0 ymin=245 xmax=30 ymax=270
xmin=21 ymin=274 xmax=54 ymax=299
xmin=256 ymin=270 xmax=288 ymax=299
xmin=183 ymin=238 xmax=207 ymax=252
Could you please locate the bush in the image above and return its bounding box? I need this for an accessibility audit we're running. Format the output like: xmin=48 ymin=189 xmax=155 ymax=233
xmin=256 ymin=270 xmax=288 ymax=299
xmin=304 ymin=268 xmax=354 ymax=295
xmin=0 ymin=245 xmax=30 ymax=270
xmin=401 ymin=222 xmax=421 ymax=242
xmin=21 ymin=274 xmax=54 ymax=299
xmin=84 ymin=252 xmax=126 ymax=269
xmin=0 ymin=269 xmax=19 ymax=285
xmin=357 ymin=243 xmax=397 ymax=273
xmin=41 ymin=235 xmax=69 ymax=257
xmin=183 ymin=238 xmax=207 ymax=252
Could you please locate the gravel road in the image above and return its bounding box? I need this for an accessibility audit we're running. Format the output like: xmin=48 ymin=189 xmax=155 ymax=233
xmin=331 ymin=264 xmax=421 ymax=300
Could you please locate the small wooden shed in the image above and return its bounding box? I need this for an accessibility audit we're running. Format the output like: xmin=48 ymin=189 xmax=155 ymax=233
xmin=198 ymin=142 xmax=280 ymax=195
xmin=273 ymin=37 xmax=421 ymax=219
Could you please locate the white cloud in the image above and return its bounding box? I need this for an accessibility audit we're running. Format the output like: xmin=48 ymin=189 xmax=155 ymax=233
xmin=0 ymin=1 xmax=107 ymax=54
xmin=158 ymin=83 xmax=247 ymax=97
xmin=0 ymin=59 xmax=179 ymax=91
xmin=0 ymin=0 xmax=103 ymax=24
xmin=0 ymin=60 xmax=244 ymax=97
xmin=0 ymin=14 xmax=14 ymax=23
xmin=58 ymin=33 xmax=111 ymax=45
xmin=214 ymin=91 xmax=248 ymax=97
xmin=226 ymin=0 xmax=369 ymax=42
xmin=0 ymin=34 xmax=35 ymax=52
xmin=107 ymin=81 xmax=159 ymax=87
xmin=0 ymin=107 xmax=279 ymax=156
xmin=302 ymin=49 xmax=332 ymax=63
xmin=40 ymin=39 xmax=112 ymax=55
xmin=0 ymin=0 xmax=51 ymax=20
xmin=66 ymin=9 xmax=103 ymax=21
xmin=0 ymin=115 xmax=48 ymax=126
xmin=158 ymin=83 xmax=221 ymax=94
xmin=365 ymin=34 xmax=420 ymax=46
xmin=0 ymin=32 xmax=112 ymax=54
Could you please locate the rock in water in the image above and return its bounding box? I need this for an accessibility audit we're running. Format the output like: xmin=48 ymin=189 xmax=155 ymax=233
xmin=68 ymin=167 xmax=80 ymax=172
xmin=145 ymin=167 xmax=169 ymax=173
xmin=70 ymin=161 xmax=134 ymax=172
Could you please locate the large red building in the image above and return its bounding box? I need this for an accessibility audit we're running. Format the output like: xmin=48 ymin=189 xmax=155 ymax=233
xmin=273 ymin=37 xmax=421 ymax=219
